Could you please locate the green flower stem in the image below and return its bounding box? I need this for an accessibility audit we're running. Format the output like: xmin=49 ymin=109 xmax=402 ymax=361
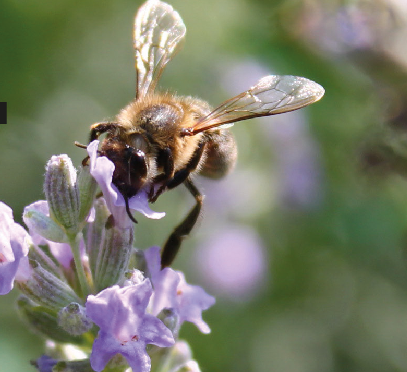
xmin=68 ymin=232 xmax=91 ymax=297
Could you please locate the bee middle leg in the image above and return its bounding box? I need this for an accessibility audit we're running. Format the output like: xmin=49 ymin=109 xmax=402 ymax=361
xmin=159 ymin=142 xmax=206 ymax=268
xmin=150 ymin=142 xmax=205 ymax=203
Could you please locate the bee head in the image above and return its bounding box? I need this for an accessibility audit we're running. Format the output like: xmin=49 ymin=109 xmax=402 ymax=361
xmin=101 ymin=134 xmax=149 ymax=199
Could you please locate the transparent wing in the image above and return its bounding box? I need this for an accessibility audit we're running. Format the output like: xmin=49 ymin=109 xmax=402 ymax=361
xmin=134 ymin=0 xmax=186 ymax=98
xmin=186 ymin=75 xmax=325 ymax=135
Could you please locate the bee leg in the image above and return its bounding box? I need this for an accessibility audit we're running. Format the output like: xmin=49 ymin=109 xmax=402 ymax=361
xmin=161 ymin=178 xmax=203 ymax=268
xmin=89 ymin=122 xmax=119 ymax=142
xmin=153 ymin=141 xmax=205 ymax=202
xmin=160 ymin=143 xmax=206 ymax=268
xmin=150 ymin=148 xmax=175 ymax=202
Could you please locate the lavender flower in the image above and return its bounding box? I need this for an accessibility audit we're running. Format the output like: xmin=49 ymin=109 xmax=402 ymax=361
xmin=86 ymin=280 xmax=175 ymax=372
xmin=0 ymin=201 xmax=31 ymax=294
xmin=145 ymin=246 xmax=216 ymax=334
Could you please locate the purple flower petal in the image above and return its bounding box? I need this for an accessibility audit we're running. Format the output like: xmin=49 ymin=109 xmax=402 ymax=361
xmin=86 ymin=280 xmax=174 ymax=372
xmin=153 ymin=270 xmax=180 ymax=317
xmin=144 ymin=246 xmax=180 ymax=315
xmin=139 ymin=313 xmax=176 ymax=346
xmin=87 ymin=141 xmax=165 ymax=228
xmin=0 ymin=201 xmax=31 ymax=294
xmin=176 ymin=272 xmax=215 ymax=334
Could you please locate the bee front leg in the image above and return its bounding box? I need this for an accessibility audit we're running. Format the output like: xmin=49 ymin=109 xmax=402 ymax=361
xmin=161 ymin=178 xmax=203 ymax=268
xmin=149 ymin=148 xmax=175 ymax=202
xmin=89 ymin=122 xmax=119 ymax=142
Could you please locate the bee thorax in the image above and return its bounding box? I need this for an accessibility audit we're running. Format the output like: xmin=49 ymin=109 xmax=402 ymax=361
xmin=138 ymin=104 xmax=180 ymax=130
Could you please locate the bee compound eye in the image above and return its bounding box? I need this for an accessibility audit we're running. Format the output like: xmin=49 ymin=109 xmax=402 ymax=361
xmin=129 ymin=133 xmax=149 ymax=154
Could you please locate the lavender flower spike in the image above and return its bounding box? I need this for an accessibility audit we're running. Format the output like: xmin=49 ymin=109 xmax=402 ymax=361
xmin=86 ymin=279 xmax=175 ymax=372
xmin=0 ymin=201 xmax=31 ymax=295
xmin=87 ymin=140 xmax=165 ymax=228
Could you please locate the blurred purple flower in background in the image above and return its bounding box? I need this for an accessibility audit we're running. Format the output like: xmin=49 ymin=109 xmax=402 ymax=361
xmin=259 ymin=110 xmax=323 ymax=210
xmin=298 ymin=0 xmax=407 ymax=64
xmin=195 ymin=225 xmax=268 ymax=302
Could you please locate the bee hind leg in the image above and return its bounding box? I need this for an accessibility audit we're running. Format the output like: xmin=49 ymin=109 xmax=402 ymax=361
xmin=160 ymin=178 xmax=203 ymax=268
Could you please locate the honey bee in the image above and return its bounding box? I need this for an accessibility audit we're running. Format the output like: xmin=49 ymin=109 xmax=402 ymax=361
xmin=84 ymin=0 xmax=324 ymax=267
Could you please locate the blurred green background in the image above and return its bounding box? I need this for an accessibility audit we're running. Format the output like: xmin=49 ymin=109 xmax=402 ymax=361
xmin=3 ymin=0 xmax=407 ymax=371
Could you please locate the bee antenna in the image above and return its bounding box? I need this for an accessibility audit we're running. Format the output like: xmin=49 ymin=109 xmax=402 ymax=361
xmin=74 ymin=141 xmax=88 ymax=149
xmin=123 ymin=194 xmax=138 ymax=224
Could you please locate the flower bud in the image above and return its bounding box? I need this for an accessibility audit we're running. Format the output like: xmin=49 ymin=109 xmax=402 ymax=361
xmin=18 ymin=296 xmax=87 ymax=345
xmin=157 ymin=307 xmax=178 ymax=334
xmin=129 ymin=248 xmax=148 ymax=274
xmin=28 ymin=243 xmax=65 ymax=281
xmin=23 ymin=205 xmax=68 ymax=243
xmin=16 ymin=259 xmax=81 ymax=310
xmin=85 ymin=198 xmax=110 ymax=274
xmin=44 ymin=155 xmax=80 ymax=234
xmin=48 ymin=359 xmax=93 ymax=372
xmin=93 ymin=216 xmax=134 ymax=291
xmin=76 ymin=165 xmax=98 ymax=223
xmin=57 ymin=302 xmax=93 ymax=335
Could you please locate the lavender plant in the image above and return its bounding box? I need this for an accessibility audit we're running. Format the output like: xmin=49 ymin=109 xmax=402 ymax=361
xmin=0 ymin=143 xmax=214 ymax=372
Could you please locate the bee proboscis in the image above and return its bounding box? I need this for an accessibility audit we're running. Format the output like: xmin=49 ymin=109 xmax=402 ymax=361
xmin=82 ymin=0 xmax=325 ymax=267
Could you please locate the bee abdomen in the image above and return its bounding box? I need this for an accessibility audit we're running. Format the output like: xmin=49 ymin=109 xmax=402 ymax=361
xmin=199 ymin=129 xmax=237 ymax=179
